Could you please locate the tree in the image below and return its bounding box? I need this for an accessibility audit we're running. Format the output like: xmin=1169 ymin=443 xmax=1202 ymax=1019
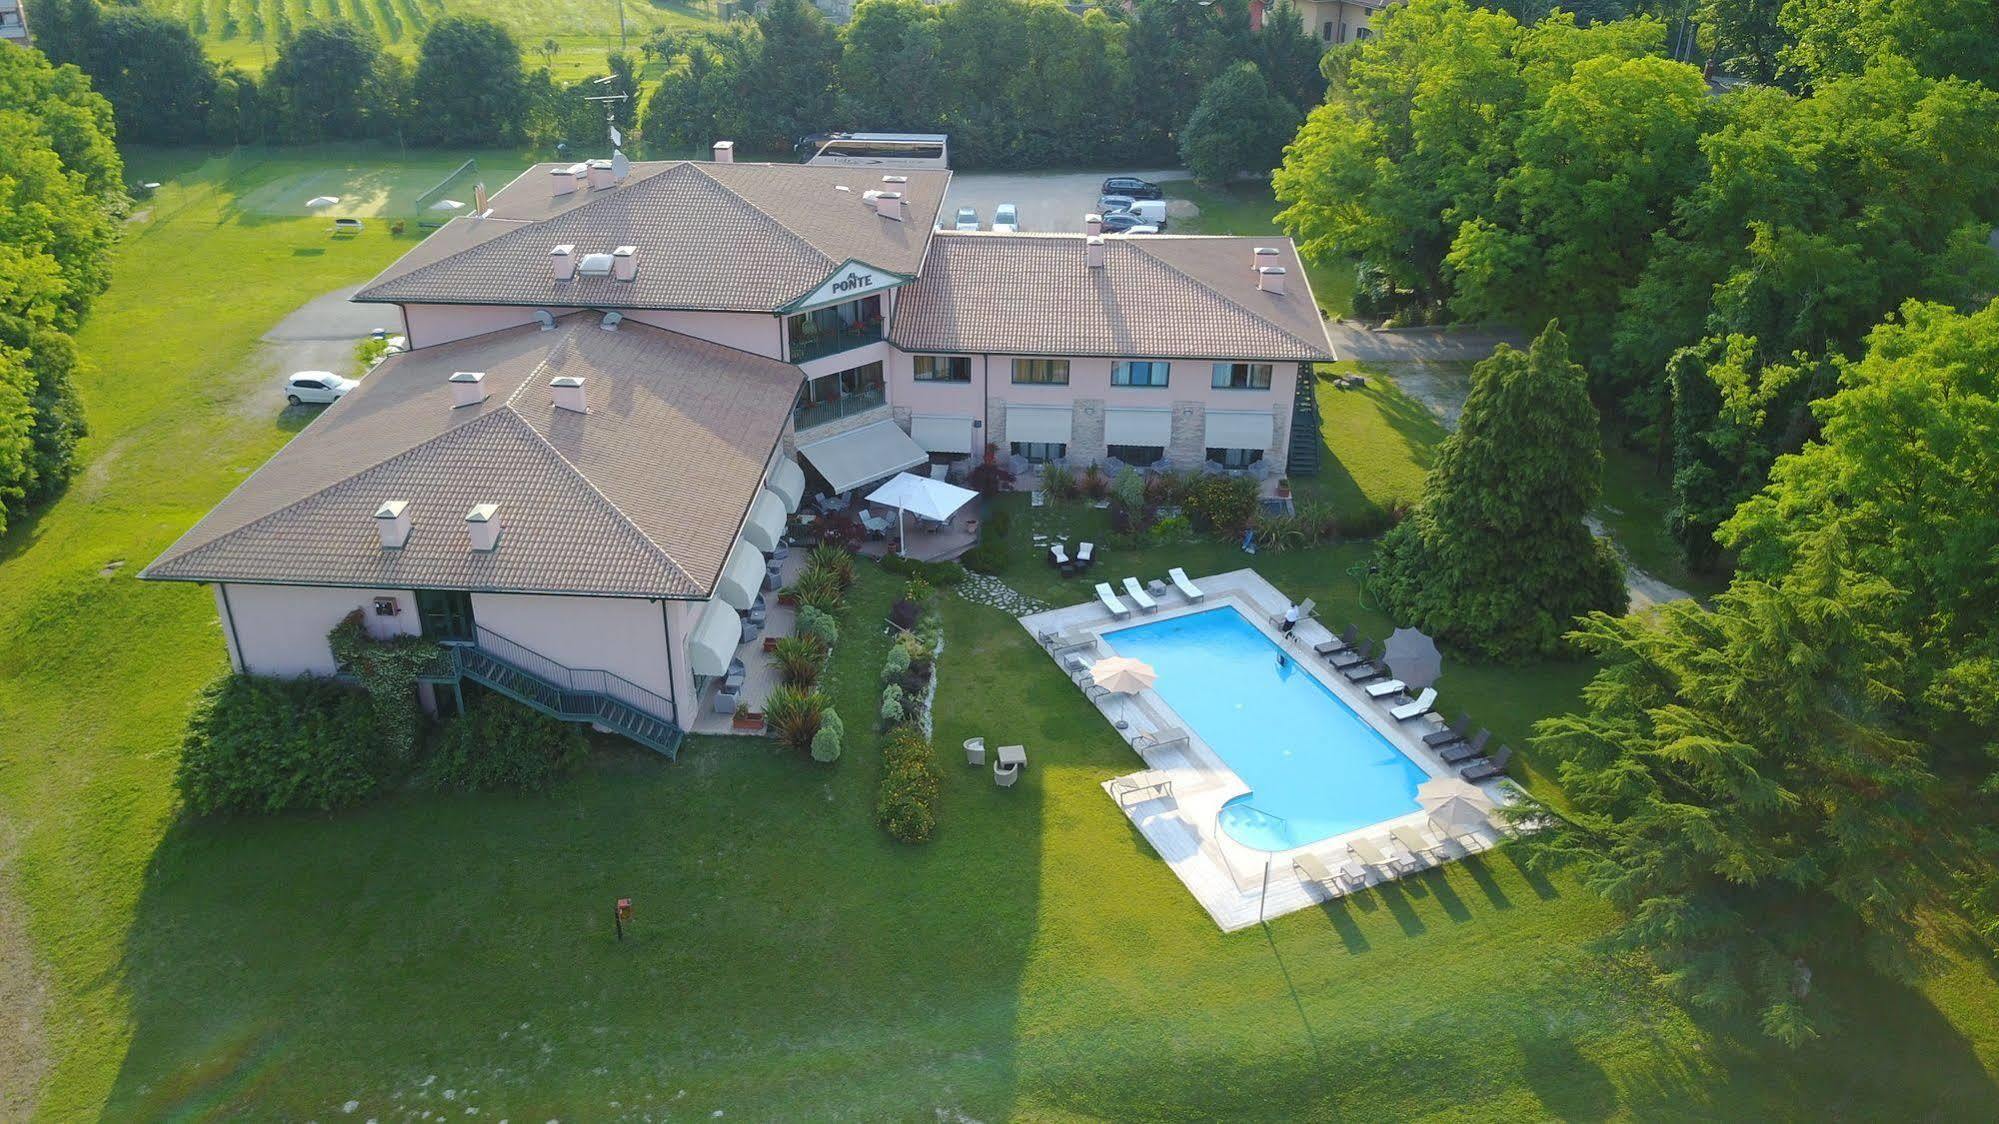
xmin=1125 ymin=0 xmax=1253 ymax=152
xmin=539 ymin=37 xmax=561 ymax=68
xmin=1247 ymin=0 xmax=1326 ymax=114
xmin=266 ymin=22 xmax=386 ymax=142
xmin=749 ymin=0 xmax=839 ymax=151
xmin=837 ymin=0 xmax=944 ymax=132
xmin=1371 ymin=322 xmax=1624 ymax=660
xmin=1695 ymin=0 xmax=1791 ymax=84
xmin=410 ymin=16 xmax=527 ymax=145
xmin=1777 ymin=0 xmax=1999 ymax=89
xmin=1179 ymin=62 xmax=1300 ymax=184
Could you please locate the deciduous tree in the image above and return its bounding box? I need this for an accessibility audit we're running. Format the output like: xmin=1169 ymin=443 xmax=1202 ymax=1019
xmin=1179 ymin=61 xmax=1299 ymax=184
xmin=411 ymin=17 xmax=526 ymax=145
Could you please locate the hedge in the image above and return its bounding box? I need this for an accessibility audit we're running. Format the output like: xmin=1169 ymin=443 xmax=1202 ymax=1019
xmin=876 ymin=723 xmax=940 ymax=843
xmin=421 ymin=693 xmax=588 ymax=793
xmin=176 ymin=674 xmax=390 ymax=816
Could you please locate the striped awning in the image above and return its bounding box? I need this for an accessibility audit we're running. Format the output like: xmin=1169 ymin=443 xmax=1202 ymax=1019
xmin=766 ymin=457 xmax=806 ymax=514
xmin=687 ymin=598 xmax=741 ymax=677
xmin=741 ymin=489 xmax=787 ymax=552
xmin=715 ymin=539 xmax=765 ymax=611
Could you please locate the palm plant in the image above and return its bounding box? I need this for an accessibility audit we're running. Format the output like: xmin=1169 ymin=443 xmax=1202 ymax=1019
xmin=770 ymin=635 xmax=824 ymax=688
xmin=762 ymin=686 xmax=825 ymax=752
xmin=807 ymin=543 xmax=855 ymax=590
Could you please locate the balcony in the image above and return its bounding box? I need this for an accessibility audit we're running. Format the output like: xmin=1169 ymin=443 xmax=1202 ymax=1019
xmin=788 ymin=321 xmax=883 ymax=364
xmin=793 ymin=384 xmax=886 ymax=431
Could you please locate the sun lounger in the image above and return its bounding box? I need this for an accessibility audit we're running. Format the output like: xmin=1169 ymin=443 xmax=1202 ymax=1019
xmin=1424 ymin=712 xmax=1473 ymax=747
xmin=1343 ymin=660 xmax=1390 ymax=683
xmin=1350 ymin=836 xmax=1420 ymax=876
xmin=1328 ymin=639 xmax=1374 ymax=668
xmin=1110 ymin=771 xmax=1174 ymax=806
xmin=1391 ymin=823 xmax=1446 ymax=861
xmin=1293 ymin=852 xmax=1367 ymax=892
xmin=1364 ymin=679 xmax=1408 ymax=699
xmin=1314 ymin=626 xmax=1358 ymax=656
xmin=1168 ymin=566 xmax=1204 ymax=602
xmin=1122 ymin=576 xmax=1158 ymax=614
xmin=1391 ymin=687 xmax=1438 ymax=721
xmin=1076 ymin=541 xmax=1095 ymax=568
xmin=1095 ymin=582 xmax=1131 ymax=619
xmin=1131 ymin=726 xmax=1189 ymax=751
xmin=1439 ymin=730 xmax=1491 ymax=764
xmin=1049 ymin=542 xmax=1070 ymax=568
xmin=1460 ymin=745 xmax=1513 ymax=781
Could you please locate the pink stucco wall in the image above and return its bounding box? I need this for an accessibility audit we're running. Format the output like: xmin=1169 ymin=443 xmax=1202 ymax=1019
xmin=884 ymin=352 xmax=1295 ymax=425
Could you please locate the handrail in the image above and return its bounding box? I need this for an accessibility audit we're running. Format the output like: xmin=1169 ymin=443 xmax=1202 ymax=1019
xmin=468 ymin=622 xmax=678 ymax=725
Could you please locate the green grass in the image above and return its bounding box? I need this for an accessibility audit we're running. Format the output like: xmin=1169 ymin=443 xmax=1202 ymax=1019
xmin=4 ymin=144 xmax=1999 ymax=1116
xmin=1160 ymin=177 xmax=1356 ymax=318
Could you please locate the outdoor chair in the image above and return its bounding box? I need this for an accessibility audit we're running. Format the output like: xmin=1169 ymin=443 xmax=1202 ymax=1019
xmin=1076 ymin=541 xmax=1095 ymax=568
xmin=1049 ymin=542 xmax=1070 ymax=569
xmin=1424 ymin=712 xmax=1473 ymax=747
xmin=1095 ymin=582 xmax=1131 ymax=619
xmin=994 ymin=760 xmax=1020 ymax=788
xmin=1460 ymin=745 xmax=1514 ymax=782
xmin=1122 ymin=576 xmax=1158 ymax=614
xmin=964 ymin=737 xmax=986 ymax=766
xmin=1391 ymin=688 xmax=1438 ymax=721
xmin=1293 ymin=852 xmax=1367 ymax=893
xmin=1315 ymin=625 xmax=1358 ymax=656
xmin=1168 ymin=567 xmax=1204 ymax=602
xmin=1439 ymin=730 xmax=1491 ymax=764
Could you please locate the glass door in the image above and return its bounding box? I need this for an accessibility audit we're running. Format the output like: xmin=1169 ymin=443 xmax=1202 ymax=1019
xmin=416 ymin=589 xmax=476 ymax=643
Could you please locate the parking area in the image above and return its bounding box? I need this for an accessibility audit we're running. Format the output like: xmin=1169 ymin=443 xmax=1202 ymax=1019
xmin=941 ymin=168 xmax=1183 ymax=233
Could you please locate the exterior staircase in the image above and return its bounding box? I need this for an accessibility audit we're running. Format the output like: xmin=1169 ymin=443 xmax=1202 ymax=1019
xmin=1286 ymin=362 xmax=1322 ymax=477
xmin=438 ymin=625 xmax=684 ymax=758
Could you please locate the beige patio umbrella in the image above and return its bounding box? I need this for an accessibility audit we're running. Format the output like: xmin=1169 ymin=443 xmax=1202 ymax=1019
xmin=1089 ymin=656 xmax=1157 ymax=694
xmin=1417 ymin=776 xmax=1496 ymax=837
xmin=1416 ymin=775 xmax=1494 ymax=811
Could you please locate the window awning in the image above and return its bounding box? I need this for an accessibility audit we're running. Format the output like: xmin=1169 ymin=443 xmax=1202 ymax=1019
xmin=1104 ymin=408 xmax=1172 ymax=447
xmin=687 ymin=598 xmax=740 ymax=678
xmin=714 ymin=539 xmax=765 ymax=611
xmin=741 ymin=489 xmax=787 ymax=552
xmin=766 ymin=457 xmax=806 ymax=514
xmin=797 ymin=418 xmax=928 ymax=494
xmin=1006 ymin=404 xmax=1073 ymax=445
xmin=910 ymin=414 xmax=975 ymax=454
xmin=1204 ymin=409 xmax=1274 ymax=450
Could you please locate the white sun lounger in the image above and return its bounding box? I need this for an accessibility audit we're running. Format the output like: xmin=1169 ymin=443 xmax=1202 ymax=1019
xmin=1364 ymin=679 xmax=1407 ymax=699
xmin=1293 ymin=852 xmax=1367 ymax=892
xmin=1391 ymin=687 xmax=1438 ymax=721
xmin=1122 ymin=576 xmax=1158 ymax=614
xmin=1095 ymin=582 xmax=1131 ymax=619
xmin=1168 ymin=567 xmax=1204 ymax=602
xmin=1349 ymin=836 xmax=1419 ymax=876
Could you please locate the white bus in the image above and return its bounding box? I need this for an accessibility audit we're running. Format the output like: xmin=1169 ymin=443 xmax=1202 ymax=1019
xmin=797 ymin=132 xmax=950 ymax=170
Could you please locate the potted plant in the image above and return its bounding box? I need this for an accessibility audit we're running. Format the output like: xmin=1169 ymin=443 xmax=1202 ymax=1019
xmin=732 ymin=703 xmax=764 ymax=732
xmin=1276 ymin=476 xmax=1293 ymax=499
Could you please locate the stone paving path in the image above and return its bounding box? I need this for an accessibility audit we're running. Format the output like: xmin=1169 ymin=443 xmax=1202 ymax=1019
xmin=957 ymin=573 xmax=1049 ymax=616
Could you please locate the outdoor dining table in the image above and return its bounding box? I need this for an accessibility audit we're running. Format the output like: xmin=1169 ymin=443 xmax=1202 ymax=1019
xmin=996 ymin=745 xmax=1027 ymax=769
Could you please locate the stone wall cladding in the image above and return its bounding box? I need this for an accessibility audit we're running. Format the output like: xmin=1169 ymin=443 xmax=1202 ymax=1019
xmin=1168 ymin=401 xmax=1207 ymax=468
xmin=985 ymin=396 xmax=1008 ymax=450
xmin=1070 ymin=398 xmax=1107 ymax=465
xmin=1267 ymin=401 xmax=1289 ymax=470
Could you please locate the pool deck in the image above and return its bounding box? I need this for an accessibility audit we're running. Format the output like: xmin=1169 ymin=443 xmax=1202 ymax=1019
xmin=1018 ymin=568 xmax=1516 ymax=932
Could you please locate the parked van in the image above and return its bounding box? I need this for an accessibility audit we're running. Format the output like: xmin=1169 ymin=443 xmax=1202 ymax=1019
xmin=1122 ymin=199 xmax=1168 ymax=227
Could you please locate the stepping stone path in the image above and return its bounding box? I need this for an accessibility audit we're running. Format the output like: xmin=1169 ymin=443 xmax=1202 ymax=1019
xmin=957 ymin=573 xmax=1049 ymax=617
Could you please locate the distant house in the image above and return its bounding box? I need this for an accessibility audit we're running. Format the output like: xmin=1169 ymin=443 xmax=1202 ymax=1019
xmin=144 ymin=144 xmax=1332 ymax=757
xmin=1 ymin=0 xmax=31 ymax=46
xmin=1252 ymin=0 xmax=1391 ymax=43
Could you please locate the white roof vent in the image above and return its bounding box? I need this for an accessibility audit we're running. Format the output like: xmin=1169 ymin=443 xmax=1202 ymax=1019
xmin=533 ymin=309 xmax=555 ymax=331
xmin=1253 ymin=246 xmax=1281 ymax=271
xmin=882 ymin=175 xmax=908 ymax=185
xmin=449 ymin=370 xmax=487 ymax=408
xmin=1085 ymin=213 xmax=1103 ymax=236
xmin=873 ymin=192 xmax=904 ymax=221
xmin=577 ymin=252 xmax=615 ymax=278
xmin=466 ymin=503 xmax=502 ymax=552
xmin=1256 ymin=266 xmax=1288 ymax=295
xmin=374 ymin=500 xmax=412 ymax=549
xmin=712 ymin=140 xmax=735 ymax=163
xmin=599 ymin=311 xmax=623 ymax=332
xmin=551 ymin=375 xmax=589 ymax=413
xmin=1086 ymin=235 xmax=1105 ymax=269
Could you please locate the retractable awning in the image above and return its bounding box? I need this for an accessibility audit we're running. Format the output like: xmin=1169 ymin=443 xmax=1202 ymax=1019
xmin=797 ymin=419 xmax=928 ymax=494
xmin=714 ymin=539 xmax=766 ymax=611
xmin=1104 ymin=408 xmax=1172 ymax=447
xmin=687 ymin=598 xmax=740 ymax=677
xmin=1006 ymin=404 xmax=1073 ymax=445
xmin=766 ymin=458 xmax=806 ymax=514
xmin=741 ymin=489 xmax=787 ymax=552
xmin=1204 ymin=409 xmax=1274 ymax=450
xmin=910 ymin=414 xmax=975 ymax=454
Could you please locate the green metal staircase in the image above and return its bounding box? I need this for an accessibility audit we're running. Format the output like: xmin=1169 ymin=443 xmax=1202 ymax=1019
xmin=1287 ymin=362 xmax=1322 ymax=477
xmin=440 ymin=626 xmax=684 ymax=759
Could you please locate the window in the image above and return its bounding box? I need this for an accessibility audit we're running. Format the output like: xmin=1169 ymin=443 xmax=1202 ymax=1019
xmin=416 ymin=589 xmax=476 ymax=643
xmin=1012 ymin=358 xmax=1070 ymax=385
xmin=1321 ymin=20 xmax=1334 ymax=40
xmin=787 ymin=294 xmax=884 ymax=362
xmin=1107 ymin=444 xmax=1165 ymax=464
xmin=1212 ymin=362 xmax=1274 ymax=390
xmin=1355 ymin=26 xmax=1373 ymax=40
xmin=1206 ymin=447 xmax=1265 ymax=468
xmin=1111 ymin=361 xmax=1170 ymax=388
xmin=1010 ymin=441 xmax=1067 ymax=463
xmin=913 ymin=355 xmax=972 ymax=383
xmin=794 ymin=361 xmax=886 ymax=430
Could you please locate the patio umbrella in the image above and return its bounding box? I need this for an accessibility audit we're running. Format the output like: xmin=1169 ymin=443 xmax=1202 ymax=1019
xmin=429 ymin=198 xmax=465 ymax=212
xmin=1383 ymin=627 xmax=1443 ymax=689
xmin=1416 ymin=775 xmax=1495 ymax=812
xmin=1425 ymin=795 xmax=1494 ymax=838
xmin=1089 ymin=656 xmax=1157 ymax=694
xmin=305 ymin=195 xmax=340 ymax=209
xmin=864 ymin=471 xmax=978 ymax=555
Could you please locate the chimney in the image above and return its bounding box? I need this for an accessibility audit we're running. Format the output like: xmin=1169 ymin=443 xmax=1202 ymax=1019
xmin=872 ymin=191 xmax=904 ymax=221
xmin=1086 ymin=235 xmax=1105 ymax=269
xmin=465 ymin=503 xmax=502 ymax=552
xmin=1085 ymin=213 xmax=1103 ymax=236
xmin=568 ymin=162 xmax=589 ymax=189
xmin=473 ymin=182 xmax=489 ymax=214
xmin=550 ymin=244 xmax=576 ymax=281
xmin=613 ymin=245 xmax=638 ymax=282
xmin=1253 ymin=246 xmax=1280 ymax=273
xmin=712 ymin=140 xmax=735 ymax=163
xmin=551 ymin=375 xmax=589 ymax=413
xmin=1256 ymin=266 xmax=1288 ymax=295
xmin=587 ymin=159 xmax=614 ymax=190
xmin=374 ymin=500 xmax=411 ymax=549
xmin=550 ymin=165 xmax=577 ymax=197
xmin=449 ymin=370 xmax=487 ymax=408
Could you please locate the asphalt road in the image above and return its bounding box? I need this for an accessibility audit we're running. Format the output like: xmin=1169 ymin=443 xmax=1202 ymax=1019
xmin=252 ymin=284 xmax=403 ymax=416
xmin=940 ymin=168 xmax=1184 ymax=234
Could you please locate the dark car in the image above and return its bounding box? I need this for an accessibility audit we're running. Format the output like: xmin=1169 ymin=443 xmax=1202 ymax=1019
xmin=1097 ymin=210 xmax=1154 ymax=233
xmin=1101 ymin=176 xmax=1163 ymax=201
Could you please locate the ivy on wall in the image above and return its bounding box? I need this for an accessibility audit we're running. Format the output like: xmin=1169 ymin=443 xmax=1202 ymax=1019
xmin=328 ymin=609 xmax=444 ymax=762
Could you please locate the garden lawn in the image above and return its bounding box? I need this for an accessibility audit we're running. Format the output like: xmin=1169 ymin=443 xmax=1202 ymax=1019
xmin=3 ymin=145 xmax=1998 ymax=1118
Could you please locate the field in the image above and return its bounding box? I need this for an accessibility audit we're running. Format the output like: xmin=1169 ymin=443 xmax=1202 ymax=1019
xmin=228 ymin=155 xmax=485 ymax=217
xmin=153 ymin=0 xmax=722 ymax=80
xmin=4 ymin=146 xmax=1999 ymax=1117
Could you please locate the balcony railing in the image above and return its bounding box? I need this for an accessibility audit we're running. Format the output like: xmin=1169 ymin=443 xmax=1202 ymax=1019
xmin=788 ymin=322 xmax=883 ymax=364
xmin=793 ymin=385 xmax=886 ymax=431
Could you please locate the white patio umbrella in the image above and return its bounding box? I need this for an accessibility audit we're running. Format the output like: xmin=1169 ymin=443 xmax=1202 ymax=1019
xmin=863 ymin=471 xmax=978 ymax=555
xmin=1089 ymin=656 xmax=1157 ymax=694
xmin=1416 ymin=775 xmax=1495 ymax=811
xmin=429 ymin=198 xmax=466 ymax=212
xmin=305 ymin=195 xmax=341 ymax=209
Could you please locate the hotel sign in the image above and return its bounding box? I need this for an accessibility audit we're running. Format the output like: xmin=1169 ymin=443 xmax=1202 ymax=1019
xmin=783 ymin=259 xmax=910 ymax=313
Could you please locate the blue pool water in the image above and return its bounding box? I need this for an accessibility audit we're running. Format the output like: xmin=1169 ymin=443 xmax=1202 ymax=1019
xmin=1103 ymin=606 xmax=1427 ymax=852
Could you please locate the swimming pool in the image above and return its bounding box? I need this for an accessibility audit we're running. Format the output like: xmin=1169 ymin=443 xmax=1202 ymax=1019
xmin=1103 ymin=606 xmax=1427 ymax=852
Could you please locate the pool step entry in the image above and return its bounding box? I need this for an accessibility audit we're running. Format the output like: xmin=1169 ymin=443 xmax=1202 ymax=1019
xmin=440 ymin=625 xmax=684 ymax=758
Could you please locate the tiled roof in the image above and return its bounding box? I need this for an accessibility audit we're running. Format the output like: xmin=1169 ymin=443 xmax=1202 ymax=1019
xmin=354 ymin=161 xmax=950 ymax=312
xmin=142 ymin=316 xmax=801 ymax=598
xmin=888 ymin=233 xmax=1335 ymax=362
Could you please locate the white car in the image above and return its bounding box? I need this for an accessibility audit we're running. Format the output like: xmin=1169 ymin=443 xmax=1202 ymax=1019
xmin=992 ymin=203 xmax=1019 ymax=233
xmin=284 ymin=370 xmax=356 ymax=406
xmin=953 ymin=206 xmax=981 ymax=232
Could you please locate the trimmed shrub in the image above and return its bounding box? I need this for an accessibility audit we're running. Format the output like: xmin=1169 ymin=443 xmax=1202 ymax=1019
xmin=764 ymin=686 xmax=826 ymax=752
xmin=962 ymin=542 xmax=1007 ymax=574
xmin=876 ymin=723 xmax=940 ymax=843
xmin=880 ymin=683 xmax=907 ymax=725
xmin=881 ymin=643 xmax=912 ymax=682
xmin=902 ymin=577 xmax=933 ymax=604
xmin=422 ymin=695 xmax=587 ymax=793
xmin=1110 ymin=466 xmax=1145 ymax=512
xmin=176 ymin=674 xmax=388 ymax=816
xmin=797 ymin=605 xmax=839 ymax=646
xmin=879 ymin=553 xmax=967 ymax=586
xmin=328 ymin=609 xmax=441 ymax=763
xmin=1184 ymin=473 xmax=1260 ymax=535
xmin=986 ymin=508 xmax=1012 ymax=538
xmin=811 ymin=706 xmax=845 ymax=763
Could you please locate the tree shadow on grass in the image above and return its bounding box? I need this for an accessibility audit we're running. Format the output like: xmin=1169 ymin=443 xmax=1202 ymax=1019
xmin=1517 ymin=1033 xmax=1618 ymax=1120
xmin=1315 ymin=896 xmax=1372 ymax=954
xmin=1459 ymin=853 xmax=1515 ymax=910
